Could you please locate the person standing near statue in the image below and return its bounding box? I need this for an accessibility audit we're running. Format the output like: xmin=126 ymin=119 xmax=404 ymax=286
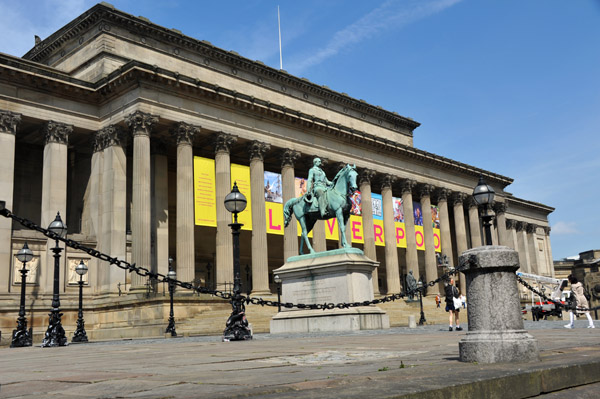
xmin=405 ymin=270 xmax=418 ymax=300
xmin=306 ymin=157 xmax=332 ymax=217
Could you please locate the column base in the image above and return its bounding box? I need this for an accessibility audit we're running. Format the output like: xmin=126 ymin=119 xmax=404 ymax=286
xmin=459 ymin=329 xmax=539 ymax=363
xmin=250 ymin=289 xmax=272 ymax=296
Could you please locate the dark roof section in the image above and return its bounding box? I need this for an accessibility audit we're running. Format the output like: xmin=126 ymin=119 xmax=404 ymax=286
xmin=22 ymin=2 xmax=420 ymax=133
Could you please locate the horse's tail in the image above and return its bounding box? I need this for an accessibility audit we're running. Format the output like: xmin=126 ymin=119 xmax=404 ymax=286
xmin=283 ymin=198 xmax=298 ymax=227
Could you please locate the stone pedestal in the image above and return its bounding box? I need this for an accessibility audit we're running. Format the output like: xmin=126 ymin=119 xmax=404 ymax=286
xmin=458 ymin=246 xmax=539 ymax=363
xmin=270 ymin=248 xmax=389 ymax=334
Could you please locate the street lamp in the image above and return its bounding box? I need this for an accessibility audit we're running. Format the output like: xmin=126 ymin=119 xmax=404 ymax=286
xmin=223 ymin=182 xmax=252 ymax=341
xmin=273 ymin=274 xmax=282 ymax=312
xmin=472 ymin=176 xmax=495 ymax=246
xmin=72 ymin=260 xmax=88 ymax=343
xmin=42 ymin=212 xmax=68 ymax=347
xmin=417 ymin=279 xmax=427 ymax=326
xmin=11 ymin=242 xmax=34 ymax=348
xmin=165 ymin=256 xmax=177 ymax=337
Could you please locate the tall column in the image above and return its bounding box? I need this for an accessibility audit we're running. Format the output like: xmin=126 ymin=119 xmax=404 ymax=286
xmin=82 ymin=131 xmax=104 ymax=238
xmin=126 ymin=111 xmax=158 ymax=292
xmin=41 ymin=121 xmax=71 ymax=295
xmin=249 ymin=140 xmax=270 ymax=294
xmin=401 ymin=179 xmax=419 ymax=281
xmin=436 ymin=188 xmax=454 ymax=293
xmin=526 ymin=224 xmax=539 ymax=275
xmin=516 ymin=221 xmax=531 ymax=273
xmin=543 ymin=227 xmax=554 ymax=277
xmin=381 ymin=174 xmax=400 ymax=293
xmin=99 ymin=125 xmax=127 ymax=293
xmin=359 ymin=169 xmax=379 ymax=294
xmin=505 ymin=219 xmax=517 ymax=250
xmin=214 ymin=132 xmax=236 ymax=288
xmin=0 ymin=111 xmax=20 ymax=293
xmin=151 ymin=139 xmax=169 ymax=283
xmin=467 ymin=197 xmax=482 ymax=248
xmin=281 ymin=149 xmax=300 ymax=260
xmin=419 ymin=184 xmax=437 ymax=295
xmin=493 ymin=202 xmax=508 ymax=246
xmin=452 ymin=192 xmax=469 ymax=295
xmin=172 ymin=123 xmax=199 ymax=287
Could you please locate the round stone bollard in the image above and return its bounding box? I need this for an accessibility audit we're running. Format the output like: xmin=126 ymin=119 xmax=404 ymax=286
xmin=458 ymin=246 xmax=539 ymax=363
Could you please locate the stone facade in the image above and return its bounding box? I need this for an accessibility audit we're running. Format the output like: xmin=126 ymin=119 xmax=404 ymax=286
xmin=0 ymin=4 xmax=554 ymax=337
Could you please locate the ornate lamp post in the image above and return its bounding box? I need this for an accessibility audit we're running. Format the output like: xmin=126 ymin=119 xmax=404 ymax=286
xmin=472 ymin=176 xmax=496 ymax=246
xmin=165 ymin=256 xmax=177 ymax=337
xmin=11 ymin=242 xmax=34 ymax=348
xmin=223 ymin=182 xmax=252 ymax=341
xmin=417 ymin=279 xmax=427 ymax=326
xmin=42 ymin=212 xmax=68 ymax=347
xmin=273 ymin=274 xmax=282 ymax=312
xmin=72 ymin=260 xmax=88 ymax=343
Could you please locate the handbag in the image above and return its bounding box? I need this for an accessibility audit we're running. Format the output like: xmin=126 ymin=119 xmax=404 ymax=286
xmin=453 ymin=297 xmax=462 ymax=309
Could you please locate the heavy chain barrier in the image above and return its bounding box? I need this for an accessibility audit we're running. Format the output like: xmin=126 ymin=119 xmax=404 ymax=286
xmin=1 ymin=206 xmax=469 ymax=311
xmin=516 ymin=274 xmax=600 ymax=313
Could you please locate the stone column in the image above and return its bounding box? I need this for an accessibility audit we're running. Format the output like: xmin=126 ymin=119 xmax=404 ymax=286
xmin=249 ymin=140 xmax=270 ymax=294
xmin=41 ymin=121 xmax=72 ymax=295
xmin=493 ymin=202 xmax=508 ymax=246
xmin=151 ymin=139 xmax=169 ymax=283
xmin=526 ymin=224 xmax=539 ymax=275
xmin=171 ymin=123 xmax=199 ymax=287
xmin=99 ymin=125 xmax=128 ymax=293
xmin=458 ymin=246 xmax=539 ymax=363
xmin=359 ymin=169 xmax=379 ymax=294
xmin=543 ymin=227 xmax=554 ymax=277
xmin=214 ymin=132 xmax=236 ymax=288
xmin=381 ymin=174 xmax=400 ymax=293
xmin=516 ymin=221 xmax=531 ymax=273
xmin=0 ymin=111 xmax=20 ymax=293
xmin=467 ymin=197 xmax=482 ymax=248
xmin=505 ymin=219 xmax=517 ymax=251
xmin=452 ymin=192 xmax=469 ymax=295
xmin=281 ymin=149 xmax=300 ymax=260
xmin=419 ymin=184 xmax=437 ymax=295
xmin=401 ymin=179 xmax=419 ymax=281
xmin=436 ymin=188 xmax=454 ymax=294
xmin=81 ymin=131 xmax=104 ymax=238
xmin=126 ymin=111 xmax=158 ymax=292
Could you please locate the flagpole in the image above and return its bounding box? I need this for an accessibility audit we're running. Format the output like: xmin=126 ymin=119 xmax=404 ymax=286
xmin=278 ymin=5 xmax=283 ymax=70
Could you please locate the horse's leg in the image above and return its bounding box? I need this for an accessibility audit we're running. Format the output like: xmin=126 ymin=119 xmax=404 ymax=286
xmin=298 ymin=216 xmax=315 ymax=254
xmin=336 ymin=207 xmax=350 ymax=248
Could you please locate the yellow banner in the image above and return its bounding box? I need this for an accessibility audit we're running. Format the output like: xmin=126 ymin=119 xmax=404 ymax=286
xmin=348 ymin=215 xmax=364 ymax=244
xmin=324 ymin=217 xmax=340 ymax=241
xmin=395 ymin=222 xmax=407 ymax=248
xmin=433 ymin=228 xmax=441 ymax=253
xmin=374 ymin=219 xmax=385 ymax=246
xmin=415 ymin=225 xmax=425 ymax=251
xmin=230 ymin=164 xmax=252 ymax=231
xmin=266 ymin=202 xmax=284 ymax=235
xmin=194 ymin=157 xmax=216 ymax=226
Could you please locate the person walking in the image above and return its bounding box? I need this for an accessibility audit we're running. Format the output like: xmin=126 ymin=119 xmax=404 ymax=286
xmin=435 ymin=294 xmax=441 ymax=308
xmin=564 ymin=274 xmax=595 ymax=329
xmin=444 ymin=278 xmax=462 ymax=331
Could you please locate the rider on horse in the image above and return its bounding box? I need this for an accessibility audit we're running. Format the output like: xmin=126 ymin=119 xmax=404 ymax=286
xmin=306 ymin=157 xmax=332 ymax=217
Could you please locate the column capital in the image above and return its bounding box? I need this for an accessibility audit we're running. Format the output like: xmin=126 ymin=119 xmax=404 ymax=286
xmin=516 ymin=221 xmax=526 ymax=232
xmin=93 ymin=130 xmax=106 ymax=153
xmin=451 ymin=191 xmax=468 ymax=206
xmin=280 ymin=149 xmax=300 ymax=168
xmin=0 ymin=111 xmax=21 ymax=135
xmin=418 ymin=183 xmax=435 ymax=199
xmin=43 ymin=121 xmax=72 ymax=145
xmin=380 ymin=174 xmax=397 ymax=191
xmin=466 ymin=196 xmax=479 ymax=209
xmin=151 ymin=138 xmax=168 ymax=156
xmin=543 ymin=226 xmax=551 ymax=235
xmin=400 ymin=179 xmax=417 ymax=195
xmin=358 ymin=168 xmax=377 ymax=186
xmin=248 ymin=140 xmax=270 ymax=161
xmin=526 ymin=223 xmax=538 ymax=234
xmin=126 ymin=111 xmax=158 ymax=137
xmin=506 ymin=219 xmax=517 ymax=230
xmin=102 ymin=125 xmax=127 ymax=149
xmin=213 ymin=132 xmax=237 ymax=154
xmin=434 ymin=187 xmax=452 ymax=202
xmin=171 ymin=122 xmax=200 ymax=146
xmin=493 ymin=201 xmax=508 ymax=215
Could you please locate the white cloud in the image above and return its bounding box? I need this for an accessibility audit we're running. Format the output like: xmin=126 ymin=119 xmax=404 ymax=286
xmin=551 ymin=221 xmax=581 ymax=235
xmin=290 ymin=0 xmax=463 ymax=73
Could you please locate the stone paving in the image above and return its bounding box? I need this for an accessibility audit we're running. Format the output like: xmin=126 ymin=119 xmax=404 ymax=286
xmin=0 ymin=320 xmax=598 ymax=398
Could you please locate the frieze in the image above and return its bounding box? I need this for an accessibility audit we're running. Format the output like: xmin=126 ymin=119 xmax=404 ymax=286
xmin=125 ymin=111 xmax=158 ymax=137
xmin=213 ymin=132 xmax=236 ymax=154
xmin=0 ymin=111 xmax=21 ymax=135
xmin=248 ymin=140 xmax=270 ymax=161
xmin=43 ymin=121 xmax=72 ymax=145
xmin=171 ymin=121 xmax=200 ymax=146
xmin=280 ymin=149 xmax=300 ymax=168
xmin=358 ymin=169 xmax=377 ymax=187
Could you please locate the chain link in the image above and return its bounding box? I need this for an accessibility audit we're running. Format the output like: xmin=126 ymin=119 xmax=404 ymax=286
xmin=515 ymin=274 xmax=599 ymax=313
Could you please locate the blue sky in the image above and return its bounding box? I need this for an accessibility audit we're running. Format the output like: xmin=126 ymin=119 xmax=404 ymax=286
xmin=1 ymin=0 xmax=598 ymax=260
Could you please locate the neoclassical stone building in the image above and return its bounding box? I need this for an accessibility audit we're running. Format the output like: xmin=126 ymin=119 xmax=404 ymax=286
xmin=0 ymin=4 xmax=554 ymax=334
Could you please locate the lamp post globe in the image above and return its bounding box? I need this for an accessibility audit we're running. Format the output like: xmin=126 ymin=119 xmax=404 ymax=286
xmin=72 ymin=260 xmax=89 ymax=343
xmin=42 ymin=212 xmax=68 ymax=347
xmin=11 ymin=242 xmax=34 ymax=347
xmin=472 ymin=176 xmax=495 ymax=246
xmin=223 ymin=182 xmax=252 ymax=341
